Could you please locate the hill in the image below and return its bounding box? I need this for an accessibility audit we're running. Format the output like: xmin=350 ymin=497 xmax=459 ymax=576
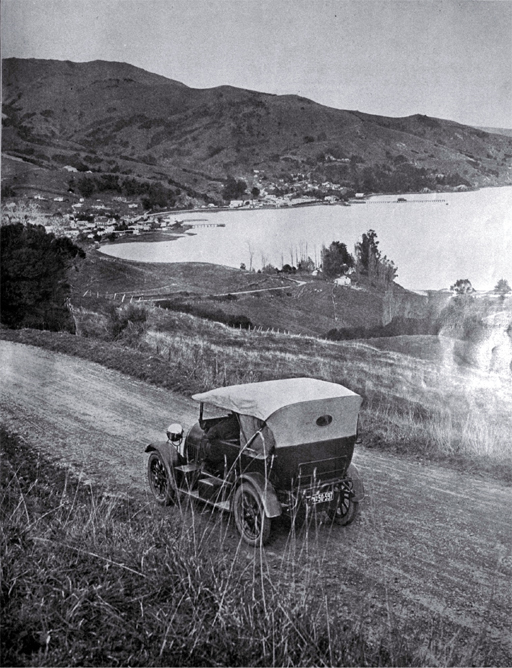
xmin=475 ymin=126 xmax=512 ymax=138
xmin=3 ymin=57 xmax=512 ymax=204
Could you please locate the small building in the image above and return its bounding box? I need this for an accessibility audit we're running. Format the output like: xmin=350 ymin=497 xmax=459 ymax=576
xmin=334 ymin=275 xmax=351 ymax=287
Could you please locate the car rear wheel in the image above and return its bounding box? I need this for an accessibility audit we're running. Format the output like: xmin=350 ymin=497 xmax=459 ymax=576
xmin=147 ymin=452 xmax=176 ymax=505
xmin=233 ymin=484 xmax=271 ymax=546
xmin=327 ymin=488 xmax=359 ymax=526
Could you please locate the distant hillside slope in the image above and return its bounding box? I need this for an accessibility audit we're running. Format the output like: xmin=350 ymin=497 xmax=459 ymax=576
xmin=3 ymin=57 xmax=512 ymax=200
xmin=475 ymin=126 xmax=512 ymax=138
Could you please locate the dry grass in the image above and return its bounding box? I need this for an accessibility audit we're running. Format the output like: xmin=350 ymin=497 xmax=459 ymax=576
xmin=1 ymin=429 xmax=502 ymax=667
xmin=2 ymin=301 xmax=512 ymax=482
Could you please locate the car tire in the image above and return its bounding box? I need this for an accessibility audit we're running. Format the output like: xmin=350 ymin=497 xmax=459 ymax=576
xmin=233 ymin=483 xmax=271 ymax=546
xmin=147 ymin=452 xmax=176 ymax=506
xmin=327 ymin=489 xmax=360 ymax=526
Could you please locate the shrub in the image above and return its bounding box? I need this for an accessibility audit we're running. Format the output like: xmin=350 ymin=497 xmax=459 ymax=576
xmin=450 ymin=278 xmax=475 ymax=295
xmin=107 ymin=303 xmax=148 ymax=342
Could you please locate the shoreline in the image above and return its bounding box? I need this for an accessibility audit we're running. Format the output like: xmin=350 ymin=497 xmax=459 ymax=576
xmin=151 ymin=183 xmax=511 ymax=217
xmin=98 ymin=186 xmax=512 ymax=293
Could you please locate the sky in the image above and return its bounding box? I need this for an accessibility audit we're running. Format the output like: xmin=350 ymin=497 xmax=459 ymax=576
xmin=2 ymin=0 xmax=511 ymax=128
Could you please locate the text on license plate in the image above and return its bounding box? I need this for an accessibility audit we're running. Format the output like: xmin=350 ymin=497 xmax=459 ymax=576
xmin=309 ymin=490 xmax=334 ymax=504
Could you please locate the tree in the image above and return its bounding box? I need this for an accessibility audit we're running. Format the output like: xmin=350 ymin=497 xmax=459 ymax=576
xmin=450 ymin=279 xmax=475 ymax=295
xmin=354 ymin=229 xmax=397 ymax=287
xmin=355 ymin=229 xmax=380 ymax=274
xmin=1 ymin=223 xmax=85 ymax=331
xmin=297 ymin=256 xmax=315 ymax=273
xmin=321 ymin=241 xmax=354 ymax=279
xmin=77 ymin=177 xmax=96 ymax=198
xmin=494 ymin=278 xmax=511 ymax=295
xmin=251 ymin=186 xmax=260 ymax=199
xmin=222 ymin=176 xmax=247 ymax=201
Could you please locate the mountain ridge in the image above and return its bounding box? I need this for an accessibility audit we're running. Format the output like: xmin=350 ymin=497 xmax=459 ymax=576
xmin=3 ymin=57 xmax=512 ymax=204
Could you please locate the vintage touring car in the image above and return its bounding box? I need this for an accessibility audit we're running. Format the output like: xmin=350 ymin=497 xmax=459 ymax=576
xmin=146 ymin=377 xmax=365 ymax=546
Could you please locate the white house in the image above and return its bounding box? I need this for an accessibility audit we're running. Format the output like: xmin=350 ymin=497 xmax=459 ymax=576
xmin=334 ymin=275 xmax=351 ymax=286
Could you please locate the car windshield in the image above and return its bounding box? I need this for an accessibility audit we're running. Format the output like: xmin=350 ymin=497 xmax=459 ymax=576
xmin=202 ymin=402 xmax=230 ymax=421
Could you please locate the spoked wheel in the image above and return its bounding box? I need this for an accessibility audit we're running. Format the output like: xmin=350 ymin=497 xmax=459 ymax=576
xmin=327 ymin=487 xmax=359 ymax=526
xmin=147 ymin=452 xmax=176 ymax=506
xmin=233 ymin=484 xmax=271 ymax=546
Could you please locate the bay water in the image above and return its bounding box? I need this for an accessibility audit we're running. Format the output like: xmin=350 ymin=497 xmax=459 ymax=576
xmin=100 ymin=187 xmax=512 ymax=291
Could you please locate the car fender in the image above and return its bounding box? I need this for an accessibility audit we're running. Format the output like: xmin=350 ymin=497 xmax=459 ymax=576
xmin=346 ymin=463 xmax=365 ymax=502
xmin=235 ymin=472 xmax=282 ymax=518
xmin=145 ymin=441 xmax=178 ymax=472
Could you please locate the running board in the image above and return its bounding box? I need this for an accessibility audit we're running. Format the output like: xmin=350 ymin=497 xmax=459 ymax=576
xmin=186 ymin=489 xmax=230 ymax=512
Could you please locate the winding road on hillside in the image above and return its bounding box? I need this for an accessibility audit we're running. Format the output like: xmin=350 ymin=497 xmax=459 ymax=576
xmin=1 ymin=339 xmax=511 ymax=660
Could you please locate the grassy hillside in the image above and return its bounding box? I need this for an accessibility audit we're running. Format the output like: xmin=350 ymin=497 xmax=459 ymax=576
xmin=2 ymin=292 xmax=511 ymax=484
xmin=70 ymin=252 xmax=441 ymax=337
xmin=3 ymin=57 xmax=512 ymax=203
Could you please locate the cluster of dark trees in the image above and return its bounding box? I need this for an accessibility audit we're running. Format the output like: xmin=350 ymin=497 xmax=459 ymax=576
xmin=1 ymin=223 xmax=85 ymax=331
xmin=321 ymin=242 xmax=354 ymax=278
xmin=495 ymin=279 xmax=511 ymax=294
xmin=70 ymin=175 xmax=178 ymax=210
xmin=222 ymin=176 xmax=248 ymax=201
xmin=450 ymin=278 xmax=511 ymax=295
xmin=355 ymin=162 xmax=471 ymax=194
xmin=312 ymin=154 xmax=472 ymax=193
xmin=321 ymin=230 xmax=397 ymax=286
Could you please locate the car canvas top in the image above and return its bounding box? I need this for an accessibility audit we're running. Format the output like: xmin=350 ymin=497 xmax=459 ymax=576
xmin=192 ymin=378 xmax=362 ymax=447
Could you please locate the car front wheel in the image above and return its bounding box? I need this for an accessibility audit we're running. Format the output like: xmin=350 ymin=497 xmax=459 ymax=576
xmin=233 ymin=484 xmax=271 ymax=546
xmin=147 ymin=452 xmax=176 ymax=505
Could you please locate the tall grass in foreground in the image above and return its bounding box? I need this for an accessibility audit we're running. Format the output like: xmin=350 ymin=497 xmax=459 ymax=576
xmin=0 ymin=430 xmax=502 ymax=667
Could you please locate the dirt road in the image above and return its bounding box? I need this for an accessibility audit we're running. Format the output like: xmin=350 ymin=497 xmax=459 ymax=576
xmin=1 ymin=340 xmax=511 ymax=657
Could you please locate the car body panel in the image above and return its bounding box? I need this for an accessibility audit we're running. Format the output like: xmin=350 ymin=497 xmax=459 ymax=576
xmin=147 ymin=378 xmax=364 ymax=544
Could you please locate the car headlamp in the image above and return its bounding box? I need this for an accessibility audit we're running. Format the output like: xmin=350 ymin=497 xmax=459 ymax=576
xmin=167 ymin=423 xmax=184 ymax=443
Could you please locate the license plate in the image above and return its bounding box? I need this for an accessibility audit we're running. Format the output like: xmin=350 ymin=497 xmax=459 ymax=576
xmin=308 ymin=490 xmax=334 ymax=505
